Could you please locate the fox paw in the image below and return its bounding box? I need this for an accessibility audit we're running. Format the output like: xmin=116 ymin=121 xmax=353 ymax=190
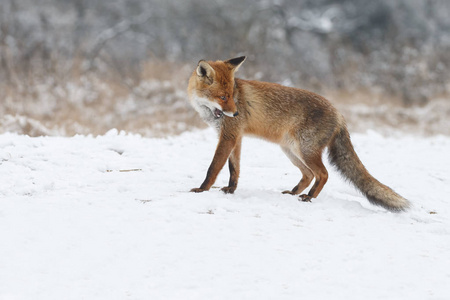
xmin=282 ymin=190 xmax=296 ymax=195
xmin=299 ymin=194 xmax=312 ymax=202
xmin=190 ymin=188 xmax=207 ymax=193
xmin=221 ymin=186 xmax=236 ymax=194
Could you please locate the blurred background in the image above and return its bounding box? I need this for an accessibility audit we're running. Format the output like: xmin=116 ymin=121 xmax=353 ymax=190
xmin=1 ymin=0 xmax=449 ymax=137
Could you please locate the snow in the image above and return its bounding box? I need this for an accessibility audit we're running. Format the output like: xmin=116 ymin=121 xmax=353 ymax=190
xmin=1 ymin=128 xmax=449 ymax=299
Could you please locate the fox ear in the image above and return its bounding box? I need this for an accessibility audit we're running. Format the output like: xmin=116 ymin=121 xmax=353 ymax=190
xmin=225 ymin=56 xmax=246 ymax=72
xmin=196 ymin=60 xmax=215 ymax=83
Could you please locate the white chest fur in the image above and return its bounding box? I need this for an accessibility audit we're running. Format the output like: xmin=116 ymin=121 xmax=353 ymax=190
xmin=189 ymin=93 xmax=223 ymax=131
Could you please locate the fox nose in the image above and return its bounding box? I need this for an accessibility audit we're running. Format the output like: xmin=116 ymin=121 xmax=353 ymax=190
xmin=233 ymin=111 xmax=239 ymax=117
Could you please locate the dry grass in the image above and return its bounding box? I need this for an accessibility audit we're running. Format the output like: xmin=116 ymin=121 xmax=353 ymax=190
xmin=327 ymin=90 xmax=450 ymax=136
xmin=1 ymin=61 xmax=449 ymax=137
xmin=0 ymin=61 xmax=206 ymax=137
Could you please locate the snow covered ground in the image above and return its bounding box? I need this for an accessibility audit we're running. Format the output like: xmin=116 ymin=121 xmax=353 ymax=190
xmin=1 ymin=128 xmax=449 ymax=299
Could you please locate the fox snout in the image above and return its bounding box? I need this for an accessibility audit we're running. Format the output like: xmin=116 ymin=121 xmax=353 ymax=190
xmin=221 ymin=110 xmax=239 ymax=118
xmin=217 ymin=96 xmax=238 ymax=117
xmin=220 ymin=103 xmax=238 ymax=118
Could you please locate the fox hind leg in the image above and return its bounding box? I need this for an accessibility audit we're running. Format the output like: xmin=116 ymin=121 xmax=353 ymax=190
xmin=281 ymin=146 xmax=314 ymax=195
xmin=301 ymin=152 xmax=328 ymax=200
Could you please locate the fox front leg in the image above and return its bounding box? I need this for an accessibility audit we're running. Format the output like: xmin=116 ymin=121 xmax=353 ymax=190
xmin=191 ymin=136 xmax=237 ymax=193
xmin=221 ymin=136 xmax=242 ymax=194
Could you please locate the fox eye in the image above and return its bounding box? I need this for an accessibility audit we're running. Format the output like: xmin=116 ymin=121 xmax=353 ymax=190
xmin=220 ymin=96 xmax=227 ymax=102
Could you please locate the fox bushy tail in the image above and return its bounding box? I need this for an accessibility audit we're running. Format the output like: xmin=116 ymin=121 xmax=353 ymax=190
xmin=328 ymin=126 xmax=410 ymax=212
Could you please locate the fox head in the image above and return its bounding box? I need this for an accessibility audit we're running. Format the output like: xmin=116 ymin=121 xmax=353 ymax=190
xmin=188 ymin=56 xmax=246 ymax=118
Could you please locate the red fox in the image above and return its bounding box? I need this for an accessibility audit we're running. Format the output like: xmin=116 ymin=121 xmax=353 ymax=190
xmin=187 ymin=56 xmax=410 ymax=212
